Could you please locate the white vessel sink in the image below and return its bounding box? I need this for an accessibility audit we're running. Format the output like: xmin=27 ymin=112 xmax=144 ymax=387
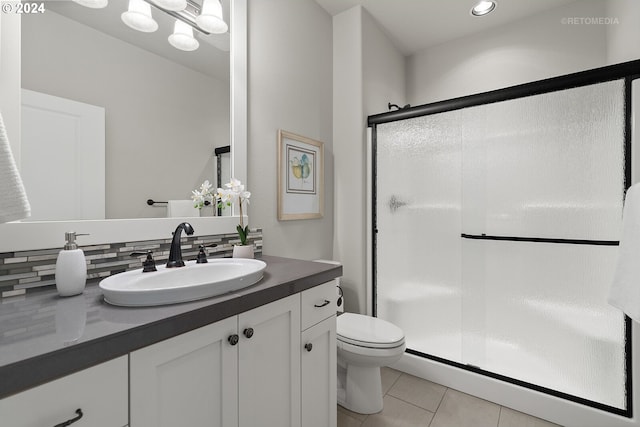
xmin=99 ymin=259 xmax=267 ymax=307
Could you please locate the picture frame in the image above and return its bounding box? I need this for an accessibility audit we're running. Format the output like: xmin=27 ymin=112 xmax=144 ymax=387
xmin=277 ymin=130 xmax=324 ymax=220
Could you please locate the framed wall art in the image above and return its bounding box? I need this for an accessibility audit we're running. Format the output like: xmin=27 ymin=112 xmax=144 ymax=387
xmin=277 ymin=130 xmax=324 ymax=220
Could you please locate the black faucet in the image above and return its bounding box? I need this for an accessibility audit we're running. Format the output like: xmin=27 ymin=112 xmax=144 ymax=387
xmin=166 ymin=222 xmax=194 ymax=268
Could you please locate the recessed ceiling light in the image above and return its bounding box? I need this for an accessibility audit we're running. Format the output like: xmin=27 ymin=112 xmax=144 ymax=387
xmin=471 ymin=1 xmax=496 ymax=16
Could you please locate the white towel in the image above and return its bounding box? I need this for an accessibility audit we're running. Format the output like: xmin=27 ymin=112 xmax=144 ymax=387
xmin=167 ymin=200 xmax=199 ymax=218
xmin=609 ymin=183 xmax=640 ymax=322
xmin=0 ymin=112 xmax=30 ymax=223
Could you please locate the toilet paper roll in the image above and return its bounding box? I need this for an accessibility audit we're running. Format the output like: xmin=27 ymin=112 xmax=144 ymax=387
xmin=337 ymin=283 xmax=344 ymax=313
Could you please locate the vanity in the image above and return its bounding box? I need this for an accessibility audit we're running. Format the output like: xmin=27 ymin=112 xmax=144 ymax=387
xmin=0 ymin=256 xmax=340 ymax=427
xmin=0 ymin=1 xmax=338 ymax=424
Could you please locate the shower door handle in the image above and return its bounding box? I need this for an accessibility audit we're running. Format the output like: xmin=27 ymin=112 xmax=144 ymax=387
xmin=388 ymin=195 xmax=407 ymax=212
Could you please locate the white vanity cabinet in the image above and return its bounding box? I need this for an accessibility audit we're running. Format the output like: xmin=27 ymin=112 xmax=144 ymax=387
xmin=302 ymin=317 xmax=337 ymax=427
xmin=129 ymin=294 xmax=301 ymax=427
xmin=0 ymin=356 xmax=128 ymax=427
xmin=300 ymin=280 xmax=338 ymax=427
xmin=238 ymin=294 xmax=301 ymax=427
xmin=129 ymin=316 xmax=239 ymax=427
xmin=128 ymin=281 xmax=337 ymax=427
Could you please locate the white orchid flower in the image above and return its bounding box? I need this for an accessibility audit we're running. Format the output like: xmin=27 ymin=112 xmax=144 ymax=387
xmin=215 ymin=179 xmax=251 ymax=242
xmin=215 ymin=188 xmax=232 ymax=204
xmin=225 ymin=177 xmax=243 ymax=192
xmin=191 ymin=189 xmax=205 ymax=208
xmin=192 ymin=180 xmax=215 ymax=209
xmin=200 ymin=180 xmax=213 ymax=193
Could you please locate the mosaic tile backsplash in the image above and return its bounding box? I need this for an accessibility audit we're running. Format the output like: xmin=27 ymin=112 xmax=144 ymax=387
xmin=0 ymin=229 xmax=263 ymax=298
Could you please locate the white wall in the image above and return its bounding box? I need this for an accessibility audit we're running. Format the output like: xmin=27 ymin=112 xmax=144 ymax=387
xmin=362 ymin=8 xmax=406 ymax=117
xmin=247 ymin=0 xmax=333 ymax=260
xmin=406 ymin=1 xmax=610 ymax=105
xmin=333 ymin=6 xmax=406 ymax=313
xmin=333 ymin=6 xmax=364 ymax=313
xmin=606 ymin=0 xmax=640 ymax=64
xmin=21 ymin=11 xmax=229 ymax=219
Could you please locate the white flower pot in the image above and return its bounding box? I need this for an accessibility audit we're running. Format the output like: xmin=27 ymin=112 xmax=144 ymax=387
xmin=232 ymin=244 xmax=254 ymax=259
xmin=199 ymin=205 xmax=214 ymax=217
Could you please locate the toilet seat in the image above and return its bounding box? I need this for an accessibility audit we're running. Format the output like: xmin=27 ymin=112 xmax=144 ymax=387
xmin=337 ymin=313 xmax=405 ymax=349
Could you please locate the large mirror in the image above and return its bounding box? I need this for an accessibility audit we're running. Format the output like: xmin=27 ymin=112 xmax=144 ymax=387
xmin=0 ymin=0 xmax=245 ymax=252
xmin=19 ymin=0 xmax=235 ymax=221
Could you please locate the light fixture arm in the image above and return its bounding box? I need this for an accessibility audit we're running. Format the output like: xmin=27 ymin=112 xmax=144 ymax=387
xmin=147 ymin=0 xmax=212 ymax=35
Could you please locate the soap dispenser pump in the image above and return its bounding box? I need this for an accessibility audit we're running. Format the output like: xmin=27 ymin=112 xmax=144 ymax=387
xmin=55 ymin=232 xmax=88 ymax=297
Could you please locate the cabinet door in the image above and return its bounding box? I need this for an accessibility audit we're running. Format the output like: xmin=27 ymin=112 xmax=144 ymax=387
xmin=130 ymin=317 xmax=238 ymax=427
xmin=301 ymin=316 xmax=337 ymax=427
xmin=238 ymin=294 xmax=301 ymax=427
xmin=0 ymin=356 xmax=128 ymax=427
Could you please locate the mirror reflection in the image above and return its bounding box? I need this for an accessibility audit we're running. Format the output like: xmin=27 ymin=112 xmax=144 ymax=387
xmin=19 ymin=0 xmax=231 ymax=221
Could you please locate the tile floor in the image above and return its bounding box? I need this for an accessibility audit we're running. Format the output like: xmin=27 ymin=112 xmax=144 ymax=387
xmin=337 ymin=368 xmax=562 ymax=427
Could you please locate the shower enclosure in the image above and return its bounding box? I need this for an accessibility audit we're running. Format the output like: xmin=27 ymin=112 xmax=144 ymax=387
xmin=369 ymin=61 xmax=639 ymax=422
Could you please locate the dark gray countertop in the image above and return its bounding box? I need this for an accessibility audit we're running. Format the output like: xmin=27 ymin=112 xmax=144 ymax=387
xmin=0 ymin=255 xmax=342 ymax=399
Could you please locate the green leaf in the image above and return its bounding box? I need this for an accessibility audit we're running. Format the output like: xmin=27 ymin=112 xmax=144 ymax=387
xmin=236 ymin=224 xmax=249 ymax=245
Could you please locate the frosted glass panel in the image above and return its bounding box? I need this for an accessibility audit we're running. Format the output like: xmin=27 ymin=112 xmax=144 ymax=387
xmin=376 ymin=112 xmax=463 ymax=362
xmin=374 ymin=78 xmax=628 ymax=411
xmin=462 ymin=240 xmax=626 ymax=408
xmin=462 ymin=81 xmax=625 ymax=240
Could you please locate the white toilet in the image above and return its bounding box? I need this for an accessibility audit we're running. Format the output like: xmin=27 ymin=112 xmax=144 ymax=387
xmin=314 ymin=260 xmax=406 ymax=415
xmin=337 ymin=313 xmax=406 ymax=414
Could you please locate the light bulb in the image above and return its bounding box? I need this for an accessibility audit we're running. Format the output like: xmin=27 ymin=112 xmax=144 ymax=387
xmin=168 ymin=20 xmax=199 ymax=51
xmin=122 ymin=0 xmax=158 ymax=33
xmin=196 ymin=0 xmax=228 ymax=34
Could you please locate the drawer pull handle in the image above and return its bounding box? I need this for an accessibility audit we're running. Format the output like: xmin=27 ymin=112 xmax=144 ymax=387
xmin=228 ymin=334 xmax=239 ymax=346
xmin=53 ymin=408 xmax=83 ymax=427
xmin=314 ymin=300 xmax=330 ymax=308
xmin=243 ymin=328 xmax=254 ymax=339
xmin=304 ymin=343 xmax=313 ymax=352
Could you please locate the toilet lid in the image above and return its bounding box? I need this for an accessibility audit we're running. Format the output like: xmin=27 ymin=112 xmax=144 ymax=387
xmin=337 ymin=313 xmax=405 ymax=349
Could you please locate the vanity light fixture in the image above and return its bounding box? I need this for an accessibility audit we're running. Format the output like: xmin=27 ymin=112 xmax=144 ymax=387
xmin=471 ymin=0 xmax=496 ymax=16
xmin=151 ymin=0 xmax=187 ymax=12
xmin=121 ymin=0 xmax=159 ymax=33
xmin=75 ymin=0 xmax=228 ymax=51
xmin=168 ymin=20 xmax=200 ymax=51
xmin=196 ymin=0 xmax=228 ymax=34
xmin=72 ymin=0 xmax=108 ymax=8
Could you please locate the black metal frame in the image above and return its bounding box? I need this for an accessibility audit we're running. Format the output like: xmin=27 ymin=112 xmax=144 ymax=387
xmin=368 ymin=59 xmax=640 ymax=417
xmin=214 ymin=145 xmax=231 ymax=216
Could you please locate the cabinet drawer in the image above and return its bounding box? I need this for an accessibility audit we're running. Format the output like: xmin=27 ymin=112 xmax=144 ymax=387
xmin=0 ymin=356 xmax=128 ymax=427
xmin=301 ymin=280 xmax=337 ymax=330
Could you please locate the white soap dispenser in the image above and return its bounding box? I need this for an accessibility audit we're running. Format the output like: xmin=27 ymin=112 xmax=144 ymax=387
xmin=55 ymin=232 xmax=88 ymax=297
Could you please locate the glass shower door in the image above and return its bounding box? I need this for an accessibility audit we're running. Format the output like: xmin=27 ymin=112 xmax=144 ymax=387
xmin=374 ymin=79 xmax=628 ymax=411
xmin=375 ymin=112 xmax=463 ymax=363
